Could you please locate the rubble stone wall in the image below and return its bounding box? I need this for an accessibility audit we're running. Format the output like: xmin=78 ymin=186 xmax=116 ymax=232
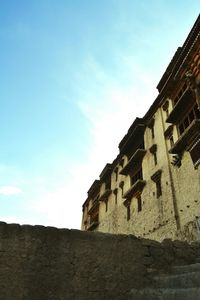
xmin=0 ymin=222 xmax=200 ymax=300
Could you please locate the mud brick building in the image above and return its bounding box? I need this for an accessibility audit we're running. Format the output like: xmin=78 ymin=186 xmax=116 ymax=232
xmin=81 ymin=15 xmax=200 ymax=242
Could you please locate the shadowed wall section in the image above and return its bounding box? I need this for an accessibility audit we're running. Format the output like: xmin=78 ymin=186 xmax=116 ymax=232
xmin=0 ymin=222 xmax=200 ymax=300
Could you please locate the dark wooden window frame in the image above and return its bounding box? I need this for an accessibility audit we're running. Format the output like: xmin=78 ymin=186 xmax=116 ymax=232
xmin=151 ymin=169 xmax=162 ymax=198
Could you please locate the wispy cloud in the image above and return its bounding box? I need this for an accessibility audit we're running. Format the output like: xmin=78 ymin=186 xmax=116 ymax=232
xmin=27 ymin=53 xmax=159 ymax=229
xmin=0 ymin=51 xmax=159 ymax=229
xmin=0 ymin=1 xmax=199 ymax=231
xmin=76 ymin=54 xmax=158 ymax=161
xmin=0 ymin=186 xmax=22 ymax=196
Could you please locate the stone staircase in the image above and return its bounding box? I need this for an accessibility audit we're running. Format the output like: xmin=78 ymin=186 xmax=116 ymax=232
xmin=129 ymin=259 xmax=200 ymax=300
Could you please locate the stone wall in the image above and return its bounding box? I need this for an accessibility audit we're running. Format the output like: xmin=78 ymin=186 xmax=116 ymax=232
xmin=0 ymin=222 xmax=200 ymax=300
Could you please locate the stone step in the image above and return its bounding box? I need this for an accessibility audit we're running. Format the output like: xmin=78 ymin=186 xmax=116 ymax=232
xmin=171 ymin=262 xmax=200 ymax=274
xmin=153 ymin=271 xmax=200 ymax=288
xmin=129 ymin=287 xmax=200 ymax=300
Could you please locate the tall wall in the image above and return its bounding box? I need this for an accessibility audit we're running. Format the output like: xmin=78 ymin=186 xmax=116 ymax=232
xmin=81 ymin=16 xmax=200 ymax=242
xmin=94 ymin=106 xmax=184 ymax=241
xmin=170 ymin=150 xmax=200 ymax=239
xmin=95 ymin=101 xmax=200 ymax=241
xmin=1 ymin=222 xmax=200 ymax=300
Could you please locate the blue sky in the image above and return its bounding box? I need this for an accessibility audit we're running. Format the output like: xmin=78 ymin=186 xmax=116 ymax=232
xmin=0 ymin=1 xmax=199 ymax=229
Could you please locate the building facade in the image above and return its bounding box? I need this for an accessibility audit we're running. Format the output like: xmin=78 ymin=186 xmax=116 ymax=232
xmin=81 ymin=15 xmax=200 ymax=242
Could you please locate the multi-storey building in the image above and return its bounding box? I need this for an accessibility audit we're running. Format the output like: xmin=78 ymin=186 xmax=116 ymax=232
xmin=81 ymin=15 xmax=200 ymax=241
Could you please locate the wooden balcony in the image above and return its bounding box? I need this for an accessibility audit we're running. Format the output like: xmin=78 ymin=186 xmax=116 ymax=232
xmin=99 ymin=163 xmax=113 ymax=180
xmin=88 ymin=199 xmax=99 ymax=215
xmin=120 ymin=149 xmax=146 ymax=176
xmin=169 ymin=119 xmax=200 ymax=154
xmin=87 ymin=206 xmax=99 ymax=231
xmin=119 ymin=118 xmax=145 ymax=154
xmin=99 ymin=189 xmax=112 ymax=202
xmin=87 ymin=221 xmax=99 ymax=231
xmin=87 ymin=180 xmax=100 ymax=198
xmin=166 ymin=89 xmax=195 ymax=124
xmin=123 ymin=179 xmax=146 ymax=200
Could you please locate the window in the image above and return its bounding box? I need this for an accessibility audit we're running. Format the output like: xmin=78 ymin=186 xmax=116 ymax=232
xmin=115 ymin=192 xmax=117 ymax=204
xmin=123 ymin=199 xmax=131 ymax=221
xmin=178 ymin=104 xmax=200 ymax=136
xmin=105 ymin=178 xmax=111 ymax=190
xmin=139 ymin=140 xmax=145 ymax=150
xmin=196 ymin=216 xmax=200 ymax=233
xmin=151 ymin=126 xmax=155 ymax=139
xmin=86 ymin=204 xmax=89 ymax=213
xmin=84 ymin=220 xmax=87 ymax=230
xmin=113 ymin=188 xmax=118 ymax=204
xmin=151 ymin=169 xmax=162 ymax=198
xmin=153 ymin=152 xmax=157 ymax=166
xmin=149 ymin=144 xmax=157 ymax=166
xmin=164 ymin=125 xmax=174 ymax=149
xmin=162 ymin=100 xmax=169 ymax=119
xmin=127 ymin=205 xmax=130 ymax=221
xmin=114 ymin=168 xmax=118 ymax=182
xmin=119 ymin=181 xmax=124 ymax=196
xmin=156 ymin=179 xmax=162 ymax=198
xmin=105 ymin=201 xmax=108 ymax=212
xmin=148 ymin=118 xmax=155 ymax=139
xmin=169 ymin=135 xmax=174 ymax=148
xmin=173 ymin=83 xmax=187 ymax=105
xmin=130 ymin=168 xmax=143 ymax=186
xmin=90 ymin=212 xmax=99 ymax=225
xmin=120 ymin=158 xmax=124 ymax=167
xmin=137 ymin=196 xmax=142 ymax=212
xmin=179 ymin=123 xmax=184 ymax=135
xmin=93 ymin=194 xmax=99 ymax=203
xmin=190 ymin=138 xmax=200 ymax=168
